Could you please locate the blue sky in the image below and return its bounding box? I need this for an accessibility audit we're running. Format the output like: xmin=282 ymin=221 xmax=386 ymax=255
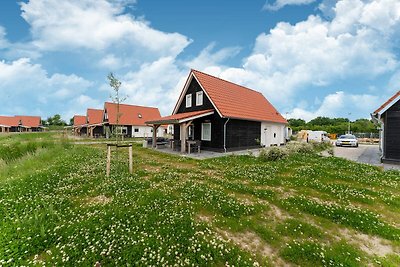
xmin=0 ymin=0 xmax=399 ymax=122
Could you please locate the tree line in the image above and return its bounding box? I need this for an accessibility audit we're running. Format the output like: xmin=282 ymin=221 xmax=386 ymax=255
xmin=288 ymin=116 xmax=378 ymax=134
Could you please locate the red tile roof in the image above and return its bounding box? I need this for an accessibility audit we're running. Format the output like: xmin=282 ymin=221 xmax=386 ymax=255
xmin=86 ymin=109 xmax=103 ymax=125
xmin=0 ymin=115 xmax=41 ymax=127
xmin=183 ymin=70 xmax=287 ymax=123
xmin=374 ymin=90 xmax=400 ymax=114
xmin=147 ymin=109 xmax=214 ymax=124
xmin=15 ymin=116 xmax=41 ymax=128
xmin=104 ymin=102 xmax=162 ymax=126
xmin=0 ymin=116 xmax=18 ymax=127
xmin=73 ymin=115 xmax=87 ymax=126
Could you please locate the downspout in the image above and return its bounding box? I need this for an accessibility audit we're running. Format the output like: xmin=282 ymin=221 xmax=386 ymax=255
xmin=223 ymin=118 xmax=230 ymax=153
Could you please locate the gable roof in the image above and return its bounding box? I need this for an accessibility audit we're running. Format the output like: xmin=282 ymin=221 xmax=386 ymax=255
xmin=174 ymin=69 xmax=287 ymax=124
xmin=373 ymin=90 xmax=400 ymax=115
xmin=73 ymin=115 xmax=87 ymax=126
xmin=15 ymin=116 xmax=41 ymax=128
xmin=0 ymin=116 xmax=19 ymax=127
xmin=86 ymin=108 xmax=103 ymax=125
xmin=104 ymin=102 xmax=162 ymax=126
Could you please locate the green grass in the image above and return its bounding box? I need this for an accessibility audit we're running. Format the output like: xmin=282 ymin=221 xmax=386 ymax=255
xmin=0 ymin=133 xmax=399 ymax=266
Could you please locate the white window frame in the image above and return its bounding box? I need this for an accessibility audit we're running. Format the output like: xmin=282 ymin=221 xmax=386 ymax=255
xmin=185 ymin=94 xmax=192 ymax=108
xmin=201 ymin=123 xmax=211 ymax=141
xmin=196 ymin=91 xmax=203 ymax=106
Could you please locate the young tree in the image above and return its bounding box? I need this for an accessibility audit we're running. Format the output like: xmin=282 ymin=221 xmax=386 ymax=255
xmin=107 ymin=73 xmax=126 ymax=144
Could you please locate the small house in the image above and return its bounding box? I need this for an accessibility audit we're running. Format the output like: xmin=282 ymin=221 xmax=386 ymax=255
xmin=371 ymin=91 xmax=400 ymax=164
xmin=103 ymin=102 xmax=164 ymax=138
xmin=86 ymin=108 xmax=104 ymax=138
xmin=16 ymin=116 xmax=44 ymax=132
xmin=146 ymin=69 xmax=288 ymax=152
xmin=0 ymin=115 xmax=43 ymax=132
xmin=73 ymin=115 xmax=87 ymax=136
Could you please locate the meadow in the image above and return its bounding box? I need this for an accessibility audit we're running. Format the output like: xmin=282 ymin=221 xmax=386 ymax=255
xmin=0 ymin=133 xmax=399 ymax=266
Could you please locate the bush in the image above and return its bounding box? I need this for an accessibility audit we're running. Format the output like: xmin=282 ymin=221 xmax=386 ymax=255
xmin=286 ymin=142 xmax=314 ymax=154
xmin=259 ymin=146 xmax=288 ymax=161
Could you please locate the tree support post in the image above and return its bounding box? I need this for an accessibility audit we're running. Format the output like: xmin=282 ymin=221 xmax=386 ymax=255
xmin=106 ymin=144 xmax=111 ymax=177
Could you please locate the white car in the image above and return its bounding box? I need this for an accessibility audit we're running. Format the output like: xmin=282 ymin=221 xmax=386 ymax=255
xmin=336 ymin=134 xmax=358 ymax=147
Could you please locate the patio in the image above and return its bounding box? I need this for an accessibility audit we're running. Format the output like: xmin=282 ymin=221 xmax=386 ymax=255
xmin=149 ymin=146 xmax=262 ymax=159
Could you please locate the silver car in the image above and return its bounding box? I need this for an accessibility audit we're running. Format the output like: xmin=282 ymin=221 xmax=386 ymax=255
xmin=336 ymin=134 xmax=358 ymax=147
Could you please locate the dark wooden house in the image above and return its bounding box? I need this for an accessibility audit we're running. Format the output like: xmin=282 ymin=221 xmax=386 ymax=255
xmin=72 ymin=115 xmax=87 ymax=136
xmin=146 ymin=69 xmax=287 ymax=152
xmin=86 ymin=108 xmax=104 ymax=137
xmin=371 ymin=91 xmax=400 ymax=164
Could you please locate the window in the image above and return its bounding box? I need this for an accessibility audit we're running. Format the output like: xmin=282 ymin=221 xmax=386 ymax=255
xmin=138 ymin=113 xmax=142 ymax=118
xmin=196 ymin=91 xmax=203 ymax=106
xmin=201 ymin=123 xmax=211 ymax=141
xmin=185 ymin=94 xmax=192 ymax=108
xmin=134 ymin=128 xmax=139 ymax=133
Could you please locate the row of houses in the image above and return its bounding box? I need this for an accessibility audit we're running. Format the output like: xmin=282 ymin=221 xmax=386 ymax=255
xmin=0 ymin=115 xmax=43 ymax=133
xmin=72 ymin=102 xmax=166 ymax=138
xmin=73 ymin=69 xmax=289 ymax=152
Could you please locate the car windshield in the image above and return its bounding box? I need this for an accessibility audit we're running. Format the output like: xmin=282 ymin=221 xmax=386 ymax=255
xmin=339 ymin=135 xmax=356 ymax=139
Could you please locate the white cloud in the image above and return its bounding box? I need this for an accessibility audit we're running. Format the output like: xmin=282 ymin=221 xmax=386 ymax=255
xmin=206 ymin=0 xmax=400 ymax=109
xmin=118 ymin=57 xmax=188 ymax=116
xmin=264 ymin=0 xmax=317 ymax=11
xmin=288 ymin=91 xmax=384 ymax=121
xmin=184 ymin=43 xmax=241 ymax=71
xmin=20 ymin=0 xmax=191 ymax=58
xmin=0 ymin=58 xmax=93 ymax=119
xmin=0 ymin=26 xmax=9 ymax=49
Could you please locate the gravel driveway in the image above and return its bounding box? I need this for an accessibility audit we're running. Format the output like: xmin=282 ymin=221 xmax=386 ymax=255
xmin=333 ymin=144 xmax=400 ymax=170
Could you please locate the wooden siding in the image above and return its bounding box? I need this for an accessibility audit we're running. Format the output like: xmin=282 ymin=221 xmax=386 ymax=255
xmin=226 ymin=119 xmax=261 ymax=150
xmin=384 ymin=99 xmax=400 ymax=161
xmin=177 ymin=78 xmax=214 ymax=113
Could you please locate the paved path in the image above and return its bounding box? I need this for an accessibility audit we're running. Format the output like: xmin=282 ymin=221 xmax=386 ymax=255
xmin=334 ymin=144 xmax=400 ymax=170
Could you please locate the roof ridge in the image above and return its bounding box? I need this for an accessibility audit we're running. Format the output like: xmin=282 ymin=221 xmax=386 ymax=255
xmin=191 ymin=69 xmax=263 ymax=95
xmin=104 ymin=101 xmax=159 ymax=109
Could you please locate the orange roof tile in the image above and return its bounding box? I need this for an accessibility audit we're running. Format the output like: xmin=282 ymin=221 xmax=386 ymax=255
xmin=15 ymin=116 xmax=41 ymax=128
xmin=0 ymin=116 xmax=19 ymax=127
xmin=73 ymin=115 xmax=87 ymax=126
xmin=147 ymin=109 xmax=214 ymax=124
xmin=87 ymin=108 xmax=103 ymax=125
xmin=374 ymin=90 xmax=400 ymax=114
xmin=104 ymin=102 xmax=162 ymax=126
xmin=185 ymin=70 xmax=287 ymax=124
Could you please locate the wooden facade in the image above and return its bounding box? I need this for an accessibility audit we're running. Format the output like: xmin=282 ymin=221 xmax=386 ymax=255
xmin=372 ymin=91 xmax=400 ymax=164
xmin=383 ymin=100 xmax=400 ymax=162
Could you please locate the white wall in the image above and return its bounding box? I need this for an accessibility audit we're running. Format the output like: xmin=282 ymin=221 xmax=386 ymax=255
xmin=260 ymin=122 xmax=286 ymax=147
xmin=131 ymin=126 xmax=165 ymax=138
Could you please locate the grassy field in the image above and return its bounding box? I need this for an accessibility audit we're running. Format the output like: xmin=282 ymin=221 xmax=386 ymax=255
xmin=0 ymin=133 xmax=399 ymax=266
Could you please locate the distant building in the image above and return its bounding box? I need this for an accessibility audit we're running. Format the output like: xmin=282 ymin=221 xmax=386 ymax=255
xmin=0 ymin=115 xmax=43 ymax=132
xmin=72 ymin=115 xmax=87 ymax=136
xmin=103 ymin=102 xmax=164 ymax=138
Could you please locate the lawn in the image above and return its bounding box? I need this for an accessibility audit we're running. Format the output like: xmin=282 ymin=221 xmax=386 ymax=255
xmin=0 ymin=133 xmax=399 ymax=266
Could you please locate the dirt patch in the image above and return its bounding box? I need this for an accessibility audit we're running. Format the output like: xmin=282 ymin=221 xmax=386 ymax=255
xmin=196 ymin=213 xmax=213 ymax=224
xmin=217 ymin=229 xmax=288 ymax=266
xmin=84 ymin=195 xmax=113 ymax=206
xmin=339 ymin=228 xmax=397 ymax=257
xmin=266 ymin=205 xmax=291 ymax=222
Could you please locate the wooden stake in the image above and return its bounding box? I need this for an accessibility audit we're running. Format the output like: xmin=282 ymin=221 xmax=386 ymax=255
xmin=128 ymin=145 xmax=133 ymax=174
xmin=106 ymin=145 xmax=111 ymax=177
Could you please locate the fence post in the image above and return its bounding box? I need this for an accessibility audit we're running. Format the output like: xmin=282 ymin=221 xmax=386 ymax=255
xmin=106 ymin=144 xmax=111 ymax=177
xmin=128 ymin=144 xmax=133 ymax=174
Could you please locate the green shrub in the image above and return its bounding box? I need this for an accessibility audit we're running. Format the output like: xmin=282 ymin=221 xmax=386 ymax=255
xmin=286 ymin=142 xmax=314 ymax=154
xmin=259 ymin=146 xmax=288 ymax=161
